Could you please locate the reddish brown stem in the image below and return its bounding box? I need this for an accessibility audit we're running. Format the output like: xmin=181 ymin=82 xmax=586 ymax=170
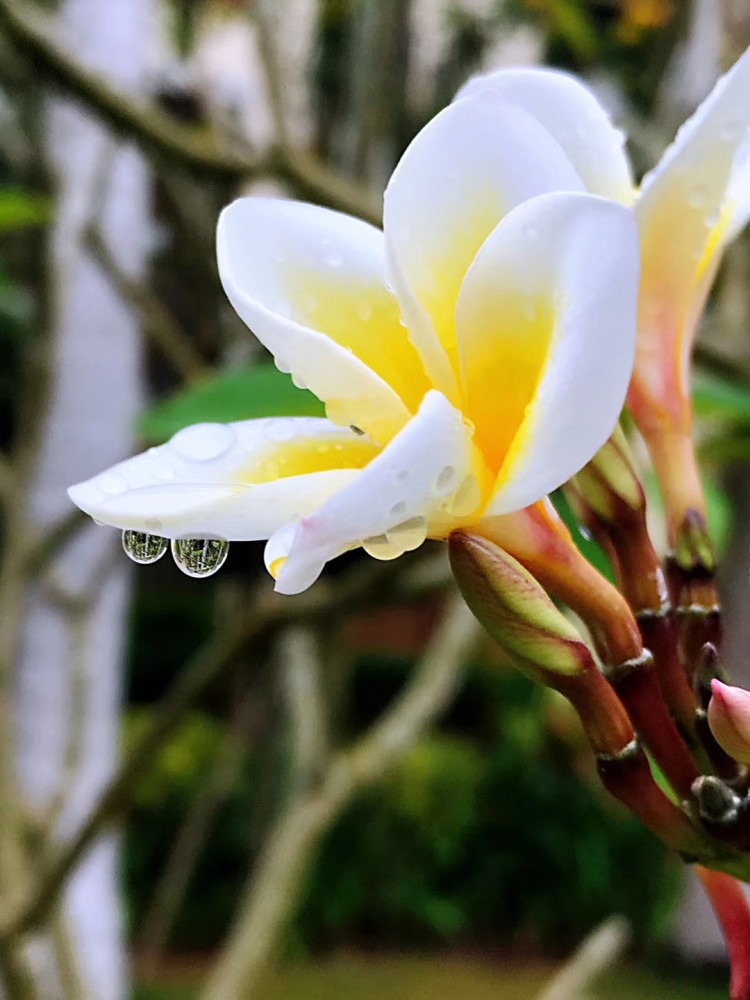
xmin=606 ymin=652 xmax=699 ymax=799
xmin=698 ymin=867 xmax=750 ymax=1000
xmin=596 ymin=742 xmax=702 ymax=855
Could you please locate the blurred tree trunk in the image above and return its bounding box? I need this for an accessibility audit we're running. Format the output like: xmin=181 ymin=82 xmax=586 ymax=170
xmin=13 ymin=0 xmax=150 ymax=994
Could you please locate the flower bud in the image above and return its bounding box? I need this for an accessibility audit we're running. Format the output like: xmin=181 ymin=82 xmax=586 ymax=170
xmin=449 ymin=530 xmax=587 ymax=677
xmin=708 ymin=680 xmax=750 ymax=766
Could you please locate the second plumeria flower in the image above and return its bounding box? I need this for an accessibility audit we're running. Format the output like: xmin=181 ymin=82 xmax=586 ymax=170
xmin=69 ymin=91 xmax=639 ymax=593
xmin=460 ymin=48 xmax=750 ymax=546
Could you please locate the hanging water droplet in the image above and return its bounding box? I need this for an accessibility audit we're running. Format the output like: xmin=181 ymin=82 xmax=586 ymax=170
xmin=386 ymin=516 xmax=427 ymax=552
xmin=274 ymin=356 xmax=292 ymax=374
xmin=172 ymin=423 xmax=236 ymax=462
xmin=292 ymin=372 xmax=308 ymax=390
xmin=122 ymin=530 xmax=168 ymax=565
xmin=362 ymin=534 xmax=403 ymax=561
xmin=171 ymin=538 xmax=229 ymax=578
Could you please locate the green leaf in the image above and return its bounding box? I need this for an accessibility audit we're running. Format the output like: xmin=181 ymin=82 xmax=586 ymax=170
xmin=0 ymin=189 xmax=51 ymax=232
xmin=692 ymin=369 xmax=750 ymax=424
xmin=138 ymin=364 xmax=325 ymax=442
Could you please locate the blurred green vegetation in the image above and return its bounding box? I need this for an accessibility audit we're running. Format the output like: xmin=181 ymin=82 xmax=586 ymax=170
xmin=126 ymin=659 xmax=678 ymax=956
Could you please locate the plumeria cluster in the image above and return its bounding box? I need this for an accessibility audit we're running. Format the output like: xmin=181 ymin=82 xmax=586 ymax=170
xmin=71 ymin=44 xmax=750 ymax=993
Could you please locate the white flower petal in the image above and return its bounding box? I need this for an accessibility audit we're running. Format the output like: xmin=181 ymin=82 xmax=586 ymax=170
xmin=456 ymin=67 xmax=634 ymax=203
xmin=453 ymin=192 xmax=639 ymax=517
xmin=217 ymin=198 xmax=431 ymax=445
xmin=635 ymin=43 xmax=750 ymax=407
xmin=383 ymin=94 xmax=584 ymax=397
xmin=68 ymin=417 xmax=377 ymax=540
xmin=271 ymin=391 xmax=484 ymax=595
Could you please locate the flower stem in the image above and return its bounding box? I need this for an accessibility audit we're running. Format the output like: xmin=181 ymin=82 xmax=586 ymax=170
xmin=698 ymin=866 xmax=750 ymax=1000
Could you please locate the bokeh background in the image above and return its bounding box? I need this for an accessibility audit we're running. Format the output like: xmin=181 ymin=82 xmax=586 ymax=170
xmin=1 ymin=1 xmax=750 ymax=998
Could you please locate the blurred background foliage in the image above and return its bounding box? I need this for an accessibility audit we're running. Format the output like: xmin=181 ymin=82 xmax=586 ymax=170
xmin=2 ymin=0 xmax=750 ymax=997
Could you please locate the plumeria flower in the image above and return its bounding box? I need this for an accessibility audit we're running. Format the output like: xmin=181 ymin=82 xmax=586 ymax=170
xmin=68 ymin=92 xmax=639 ymax=594
xmin=459 ymin=47 xmax=750 ymax=539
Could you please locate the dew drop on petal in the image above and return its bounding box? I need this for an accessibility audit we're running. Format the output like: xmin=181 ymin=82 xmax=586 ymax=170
xmin=99 ymin=472 xmax=128 ymax=497
xmin=448 ymin=474 xmax=481 ymax=517
xmin=292 ymin=372 xmax=308 ymax=390
xmin=274 ymin=356 xmax=292 ymax=374
xmin=720 ymin=120 xmax=744 ymax=143
xmin=122 ymin=530 xmax=168 ymax=565
xmin=389 ymin=500 xmax=407 ymax=518
xmin=434 ymin=465 xmax=458 ymax=496
xmin=172 ymin=423 xmax=236 ymax=462
xmin=171 ymin=538 xmax=230 ymax=578
xmin=689 ymin=184 xmax=708 ymax=209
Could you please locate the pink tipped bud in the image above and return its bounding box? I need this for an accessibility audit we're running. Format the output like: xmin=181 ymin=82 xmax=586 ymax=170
xmin=708 ymin=680 xmax=750 ymax=766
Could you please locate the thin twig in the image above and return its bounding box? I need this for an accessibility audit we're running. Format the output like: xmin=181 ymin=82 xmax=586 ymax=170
xmin=535 ymin=916 xmax=631 ymax=1000
xmin=84 ymin=225 xmax=209 ymax=384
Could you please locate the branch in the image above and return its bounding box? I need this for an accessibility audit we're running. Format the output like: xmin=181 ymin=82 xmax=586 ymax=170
xmin=200 ymin=597 xmax=478 ymax=1000
xmin=84 ymin=225 xmax=209 ymax=385
xmin=0 ymin=0 xmax=258 ymax=179
xmin=0 ymin=0 xmax=381 ymax=223
xmin=0 ymin=555 xmax=451 ymax=940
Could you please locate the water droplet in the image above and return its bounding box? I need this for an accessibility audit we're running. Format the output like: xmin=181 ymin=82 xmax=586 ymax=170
xmin=275 ymin=356 xmax=292 ymax=374
xmin=268 ymin=418 xmax=296 ymax=442
xmin=171 ymin=538 xmax=229 ymax=578
xmin=292 ymin=372 xmax=308 ymax=390
xmin=720 ymin=120 xmax=743 ymax=143
xmin=398 ymin=315 xmax=408 ymax=328
xmin=462 ymin=418 xmax=476 ymax=438
xmin=689 ymin=184 xmax=708 ymax=209
xmin=98 ymin=472 xmax=128 ymax=497
xmin=357 ymin=303 xmax=373 ymax=321
xmin=362 ymin=534 xmax=403 ymax=561
xmin=389 ymin=500 xmax=407 ymax=518
xmin=434 ymin=465 xmax=458 ymax=496
xmin=448 ymin=475 xmax=481 ymax=517
xmin=386 ymin=516 xmax=427 ymax=552
xmin=172 ymin=424 xmax=235 ymax=462
xmin=122 ymin=530 xmax=168 ymax=565
xmin=324 ymin=250 xmax=343 ymax=268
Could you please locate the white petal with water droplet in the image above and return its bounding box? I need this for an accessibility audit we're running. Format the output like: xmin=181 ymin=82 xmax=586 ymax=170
xmin=68 ymin=417 xmax=373 ymax=539
xmin=383 ymin=94 xmax=584 ymax=395
xmin=456 ymin=67 xmax=634 ymax=203
xmin=269 ymin=391 xmax=481 ymax=595
xmin=218 ymin=198 xmax=431 ymax=444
